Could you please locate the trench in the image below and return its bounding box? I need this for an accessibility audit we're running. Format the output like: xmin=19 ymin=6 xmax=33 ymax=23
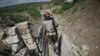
xmin=0 ymin=10 xmax=82 ymax=56
xmin=35 ymin=9 xmax=82 ymax=56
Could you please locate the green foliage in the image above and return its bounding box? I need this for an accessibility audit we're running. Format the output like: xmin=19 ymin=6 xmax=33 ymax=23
xmin=0 ymin=5 xmax=41 ymax=19
xmin=27 ymin=8 xmax=41 ymax=19
xmin=52 ymin=8 xmax=63 ymax=14
xmin=53 ymin=0 xmax=84 ymax=14
xmin=53 ymin=2 xmax=74 ymax=14
xmin=54 ymin=2 xmax=74 ymax=14
xmin=61 ymin=2 xmax=74 ymax=11
xmin=66 ymin=16 xmax=75 ymax=23
xmin=8 ymin=15 xmax=28 ymax=23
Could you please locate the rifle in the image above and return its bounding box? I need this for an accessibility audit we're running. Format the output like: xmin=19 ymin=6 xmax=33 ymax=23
xmin=51 ymin=14 xmax=58 ymax=40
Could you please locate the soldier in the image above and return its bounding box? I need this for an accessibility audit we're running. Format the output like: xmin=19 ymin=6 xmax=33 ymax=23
xmin=42 ymin=12 xmax=61 ymax=55
xmin=43 ymin=12 xmax=58 ymax=43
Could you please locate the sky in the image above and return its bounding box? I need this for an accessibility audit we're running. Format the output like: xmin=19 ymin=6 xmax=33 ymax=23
xmin=0 ymin=0 xmax=50 ymax=7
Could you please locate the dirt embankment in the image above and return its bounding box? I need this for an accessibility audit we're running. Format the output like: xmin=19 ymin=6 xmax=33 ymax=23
xmin=55 ymin=0 xmax=100 ymax=56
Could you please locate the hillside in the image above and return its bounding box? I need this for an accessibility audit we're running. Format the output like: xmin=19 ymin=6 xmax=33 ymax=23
xmin=0 ymin=0 xmax=100 ymax=56
xmin=51 ymin=0 xmax=100 ymax=56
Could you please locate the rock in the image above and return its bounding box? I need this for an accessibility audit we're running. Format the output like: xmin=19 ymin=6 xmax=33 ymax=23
xmin=12 ymin=44 xmax=19 ymax=53
xmin=17 ymin=21 xmax=29 ymax=30
xmin=82 ymin=45 xmax=89 ymax=55
xmin=27 ymin=43 xmax=37 ymax=50
xmin=17 ymin=21 xmax=30 ymax=34
xmin=19 ymin=29 xmax=30 ymax=35
xmin=15 ymin=48 xmax=30 ymax=56
xmin=21 ymin=34 xmax=32 ymax=39
xmin=7 ymin=26 xmax=16 ymax=36
xmin=5 ymin=26 xmax=20 ymax=45
xmin=17 ymin=22 xmax=37 ymax=50
xmin=4 ymin=26 xmax=24 ymax=53
xmin=11 ymin=41 xmax=24 ymax=53
xmin=6 ymin=35 xmax=19 ymax=44
xmin=96 ymin=46 xmax=98 ymax=48
xmin=21 ymin=34 xmax=37 ymax=50
xmin=65 ymin=0 xmax=73 ymax=3
xmin=1 ymin=39 xmax=7 ymax=45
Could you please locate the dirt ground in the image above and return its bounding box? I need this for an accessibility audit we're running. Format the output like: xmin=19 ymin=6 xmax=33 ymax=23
xmin=53 ymin=0 xmax=100 ymax=56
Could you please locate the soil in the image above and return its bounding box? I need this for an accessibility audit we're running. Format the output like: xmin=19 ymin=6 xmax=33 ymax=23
xmin=52 ymin=0 xmax=100 ymax=56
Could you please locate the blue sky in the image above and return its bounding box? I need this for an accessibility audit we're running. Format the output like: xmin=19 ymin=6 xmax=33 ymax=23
xmin=0 ymin=0 xmax=50 ymax=7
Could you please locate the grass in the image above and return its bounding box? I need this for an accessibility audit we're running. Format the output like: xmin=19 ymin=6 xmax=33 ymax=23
xmin=0 ymin=5 xmax=41 ymax=20
xmin=53 ymin=2 xmax=74 ymax=14
xmin=52 ymin=0 xmax=84 ymax=14
xmin=61 ymin=2 xmax=74 ymax=11
xmin=66 ymin=16 xmax=73 ymax=23
xmin=7 ymin=15 xmax=28 ymax=23
xmin=52 ymin=8 xmax=63 ymax=14
xmin=65 ymin=15 xmax=77 ymax=23
xmin=27 ymin=8 xmax=41 ymax=19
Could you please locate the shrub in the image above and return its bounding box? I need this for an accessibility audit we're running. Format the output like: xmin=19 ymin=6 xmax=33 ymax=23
xmin=53 ymin=2 xmax=74 ymax=14
xmin=52 ymin=0 xmax=84 ymax=14
xmin=0 ymin=5 xmax=41 ymax=20
xmin=8 ymin=15 xmax=28 ymax=23
xmin=27 ymin=8 xmax=41 ymax=19
xmin=52 ymin=8 xmax=63 ymax=14
xmin=61 ymin=2 xmax=74 ymax=11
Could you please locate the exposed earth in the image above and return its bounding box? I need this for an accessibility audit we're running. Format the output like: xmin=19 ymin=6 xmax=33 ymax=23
xmin=50 ymin=0 xmax=100 ymax=56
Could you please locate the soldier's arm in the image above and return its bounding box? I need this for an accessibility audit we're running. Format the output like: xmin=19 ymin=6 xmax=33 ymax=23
xmin=54 ymin=18 xmax=59 ymax=28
